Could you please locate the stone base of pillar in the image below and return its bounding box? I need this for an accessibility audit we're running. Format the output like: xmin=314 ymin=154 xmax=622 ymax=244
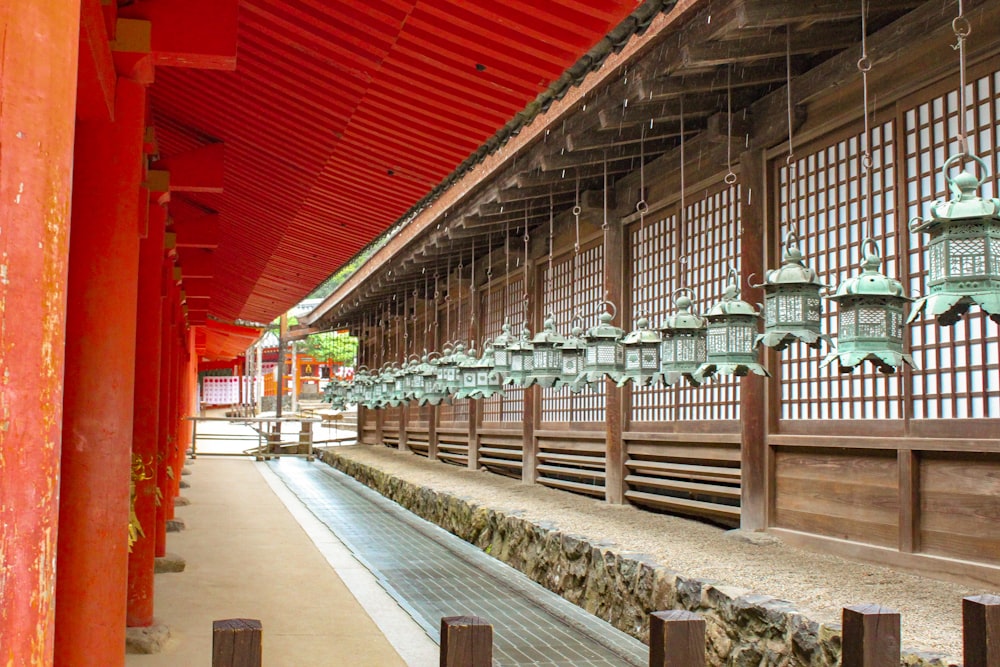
xmin=154 ymin=553 xmax=186 ymax=573
xmin=125 ymin=623 xmax=171 ymax=654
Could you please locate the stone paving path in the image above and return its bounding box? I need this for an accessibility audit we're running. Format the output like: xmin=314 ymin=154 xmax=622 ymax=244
xmin=268 ymin=458 xmax=647 ymax=667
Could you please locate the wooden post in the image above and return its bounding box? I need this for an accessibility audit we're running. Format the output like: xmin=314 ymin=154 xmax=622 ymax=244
xmin=276 ymin=314 xmax=287 ymax=419
xmin=521 ymin=259 xmax=539 ymax=484
xmin=290 ymin=343 xmax=298 ymax=414
xmin=739 ymin=148 xmax=768 ymax=531
xmin=212 ymin=618 xmax=262 ymax=667
xmin=468 ymin=283 xmax=482 ymax=471
xmin=963 ymin=594 xmax=1000 ymax=667
xmin=439 ymin=616 xmax=492 ymax=667
xmin=649 ymin=610 xmax=706 ymax=667
xmin=842 ymin=605 xmax=900 ymax=667
xmin=604 ymin=211 xmax=626 ymax=504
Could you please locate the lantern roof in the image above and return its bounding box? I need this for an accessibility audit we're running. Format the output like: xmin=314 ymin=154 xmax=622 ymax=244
xmin=660 ymin=295 xmax=705 ymax=332
xmin=705 ymin=283 xmax=760 ymax=318
xmin=584 ymin=310 xmax=625 ymax=341
xmin=531 ymin=315 xmax=566 ymax=346
xmin=759 ymin=241 xmax=825 ymax=290
xmin=911 ymin=157 xmax=1000 ymax=233
xmin=622 ymin=317 xmax=661 ymax=344
xmin=828 ymin=248 xmax=909 ymax=301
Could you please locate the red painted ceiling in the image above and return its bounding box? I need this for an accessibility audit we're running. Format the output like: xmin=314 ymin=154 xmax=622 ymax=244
xmin=148 ymin=0 xmax=642 ymax=327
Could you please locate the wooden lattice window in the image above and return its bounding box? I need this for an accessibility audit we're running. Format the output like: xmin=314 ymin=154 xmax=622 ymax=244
xmin=630 ymin=186 xmax=742 ymax=423
xmin=776 ymin=121 xmax=903 ymax=420
xmin=481 ymin=274 xmax=525 ymax=423
xmin=903 ymin=69 xmax=1000 ymax=419
xmin=540 ymin=242 xmax=606 ymax=423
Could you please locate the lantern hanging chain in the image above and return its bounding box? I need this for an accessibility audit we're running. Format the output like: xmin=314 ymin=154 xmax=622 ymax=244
xmin=602 ymin=154 xmax=611 ymax=305
xmin=953 ymin=0 xmax=971 ymax=159
xmin=859 ymin=0 xmax=874 ymax=245
xmin=486 ymin=234 xmax=492 ymax=343
xmin=523 ymin=206 xmax=530 ymax=323
xmin=445 ymin=252 xmax=452 ymax=348
xmin=784 ymin=27 xmax=799 ymax=244
xmin=679 ymin=96 xmax=688 ymax=290
xmin=469 ymin=237 xmax=476 ymax=339
xmin=725 ymin=65 xmax=737 ymax=185
xmin=572 ymin=174 xmax=581 ymax=320
xmin=547 ymin=190 xmax=555 ymax=319
xmin=457 ymin=251 xmax=464 ymax=346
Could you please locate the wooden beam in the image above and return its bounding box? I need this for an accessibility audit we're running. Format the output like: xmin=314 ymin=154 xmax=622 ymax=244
xmin=566 ymin=122 xmax=703 ymax=153
xmin=176 ymin=248 xmax=214 ymax=279
xmin=842 ymin=605 xmax=900 ymax=667
xmin=638 ymin=62 xmax=799 ymax=99
xmin=598 ymin=94 xmax=720 ymax=129
xmin=516 ymin=160 xmax=636 ymax=189
xmin=118 ymin=0 xmax=238 ymax=70
xmin=77 ymin=0 xmax=116 ymax=121
xmin=963 ymin=595 xmax=1000 ymax=667
xmin=731 ymin=0 xmax=923 ymax=29
xmin=153 ymin=143 xmax=225 ymax=193
xmin=110 ymin=18 xmax=154 ymax=84
xmin=173 ymin=213 xmax=220 ymax=249
xmin=604 ymin=212 xmax=625 ymax=505
xmin=649 ymin=611 xmax=706 ymax=667
xmin=541 ymin=136 xmax=677 ymax=172
xmin=679 ymin=24 xmax=859 ymax=69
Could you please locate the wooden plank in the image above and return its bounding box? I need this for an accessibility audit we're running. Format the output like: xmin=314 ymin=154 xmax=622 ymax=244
xmin=769 ymin=433 xmax=1000 ymax=453
xmin=626 ymin=443 xmax=741 ymax=463
xmin=898 ymin=450 xmax=919 ymax=554
xmin=624 ymin=430 xmax=741 ymax=443
xmin=480 ymin=458 xmax=522 ymax=470
xmin=842 ymin=605 xmax=900 ymax=667
xmin=625 ymin=475 xmax=741 ymax=500
xmin=773 ymin=507 xmax=897 ymax=549
xmin=732 ymin=0 xmax=922 ymax=29
xmin=537 ymin=476 xmax=605 ymax=497
xmin=212 ymin=618 xmax=262 ymax=667
xmin=538 ymin=465 xmax=606 ymax=481
xmin=536 ymin=452 xmax=605 ymax=467
xmin=963 ymin=595 xmax=1000 ymax=667
xmin=439 ymin=616 xmax=492 ymax=667
xmin=679 ymin=24 xmax=858 ymax=69
xmin=625 ymin=459 xmax=742 ymax=482
xmin=625 ymin=490 xmax=741 ymax=521
xmin=775 ymin=476 xmax=898 ymax=525
xmin=649 ymin=610 xmax=705 ymax=667
xmin=774 ymin=450 xmax=899 ymax=486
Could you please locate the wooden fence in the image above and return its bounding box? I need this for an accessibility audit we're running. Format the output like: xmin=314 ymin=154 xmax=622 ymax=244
xmin=212 ymin=594 xmax=1000 ymax=666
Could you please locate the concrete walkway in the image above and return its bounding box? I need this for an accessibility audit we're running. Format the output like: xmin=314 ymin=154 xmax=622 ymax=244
xmin=126 ymin=456 xmax=435 ymax=666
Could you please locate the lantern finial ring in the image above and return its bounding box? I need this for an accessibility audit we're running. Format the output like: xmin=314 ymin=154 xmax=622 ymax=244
xmin=598 ymin=300 xmax=618 ymax=319
xmin=724 ymin=171 xmax=738 ymax=185
xmin=942 ymin=151 xmax=989 ymax=191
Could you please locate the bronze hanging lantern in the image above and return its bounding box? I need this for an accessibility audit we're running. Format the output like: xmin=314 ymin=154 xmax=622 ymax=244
xmin=580 ymin=303 xmax=625 ymax=384
xmin=909 ymin=154 xmax=1000 ymax=326
xmin=505 ymin=323 xmax=535 ymax=387
xmin=696 ymin=270 xmax=769 ymax=380
xmin=525 ymin=315 xmax=566 ymax=389
xmin=658 ymin=290 xmax=707 ymax=386
xmin=491 ymin=321 xmax=515 ymax=381
xmin=455 ymin=345 xmax=480 ymax=399
xmin=619 ymin=315 xmax=661 ymax=387
xmin=419 ymin=353 xmax=450 ymax=406
xmin=755 ymin=231 xmax=832 ymax=351
xmin=472 ymin=341 xmax=504 ymax=400
xmin=559 ymin=319 xmax=588 ymax=392
xmin=821 ymin=239 xmax=915 ymax=373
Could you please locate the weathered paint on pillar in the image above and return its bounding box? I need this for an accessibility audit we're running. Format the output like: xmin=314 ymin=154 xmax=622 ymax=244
xmin=126 ymin=200 xmax=166 ymax=627
xmin=0 ymin=2 xmax=82 ymax=663
xmin=56 ymin=78 xmax=147 ymax=666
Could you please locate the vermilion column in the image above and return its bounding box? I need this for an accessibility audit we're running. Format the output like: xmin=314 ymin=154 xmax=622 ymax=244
xmin=0 ymin=3 xmax=81 ymax=664
xmin=56 ymin=78 xmax=147 ymax=667
xmin=154 ymin=284 xmax=175 ymax=556
xmin=126 ymin=201 xmax=167 ymax=627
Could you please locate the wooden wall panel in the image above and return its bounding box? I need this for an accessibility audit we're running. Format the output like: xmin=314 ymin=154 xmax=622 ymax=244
xmin=920 ymin=453 xmax=1000 ymax=565
xmin=774 ymin=449 xmax=899 ymax=548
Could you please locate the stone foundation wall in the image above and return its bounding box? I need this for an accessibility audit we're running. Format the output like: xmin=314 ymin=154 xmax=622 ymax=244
xmin=317 ymin=450 xmax=955 ymax=667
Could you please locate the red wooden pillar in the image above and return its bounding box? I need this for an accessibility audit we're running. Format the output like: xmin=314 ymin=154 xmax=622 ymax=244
xmin=56 ymin=78 xmax=147 ymax=666
xmin=126 ymin=201 xmax=167 ymax=627
xmin=154 ymin=275 xmax=175 ymax=556
xmin=0 ymin=3 xmax=81 ymax=663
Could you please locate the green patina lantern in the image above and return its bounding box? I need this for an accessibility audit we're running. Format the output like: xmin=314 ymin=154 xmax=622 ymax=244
xmin=322 ymin=378 xmax=349 ymax=410
xmin=696 ymin=270 xmax=769 ymax=380
xmin=491 ymin=321 xmax=515 ymax=382
xmin=504 ymin=323 xmax=535 ymax=387
xmin=618 ymin=316 xmax=661 ymax=387
xmin=580 ymin=303 xmax=625 ymax=384
xmin=821 ymin=239 xmax=915 ymax=374
xmin=455 ymin=345 xmax=480 ymax=399
xmin=658 ymin=290 xmax=707 ymax=386
xmin=526 ymin=315 xmax=567 ymax=389
xmin=444 ymin=342 xmax=469 ymax=397
xmin=418 ymin=353 xmax=450 ymax=406
xmin=909 ymin=153 xmax=1000 ymax=326
xmin=755 ymin=231 xmax=832 ymax=351
xmin=559 ymin=321 xmax=588 ymax=393
xmin=407 ymin=354 xmax=431 ymax=404
xmin=472 ymin=341 xmax=505 ymax=399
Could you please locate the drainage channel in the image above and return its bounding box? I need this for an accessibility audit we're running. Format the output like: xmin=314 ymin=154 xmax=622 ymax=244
xmin=267 ymin=458 xmax=647 ymax=667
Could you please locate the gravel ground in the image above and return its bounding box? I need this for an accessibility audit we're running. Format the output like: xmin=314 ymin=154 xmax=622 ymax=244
xmin=327 ymin=444 xmax=1000 ymax=660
